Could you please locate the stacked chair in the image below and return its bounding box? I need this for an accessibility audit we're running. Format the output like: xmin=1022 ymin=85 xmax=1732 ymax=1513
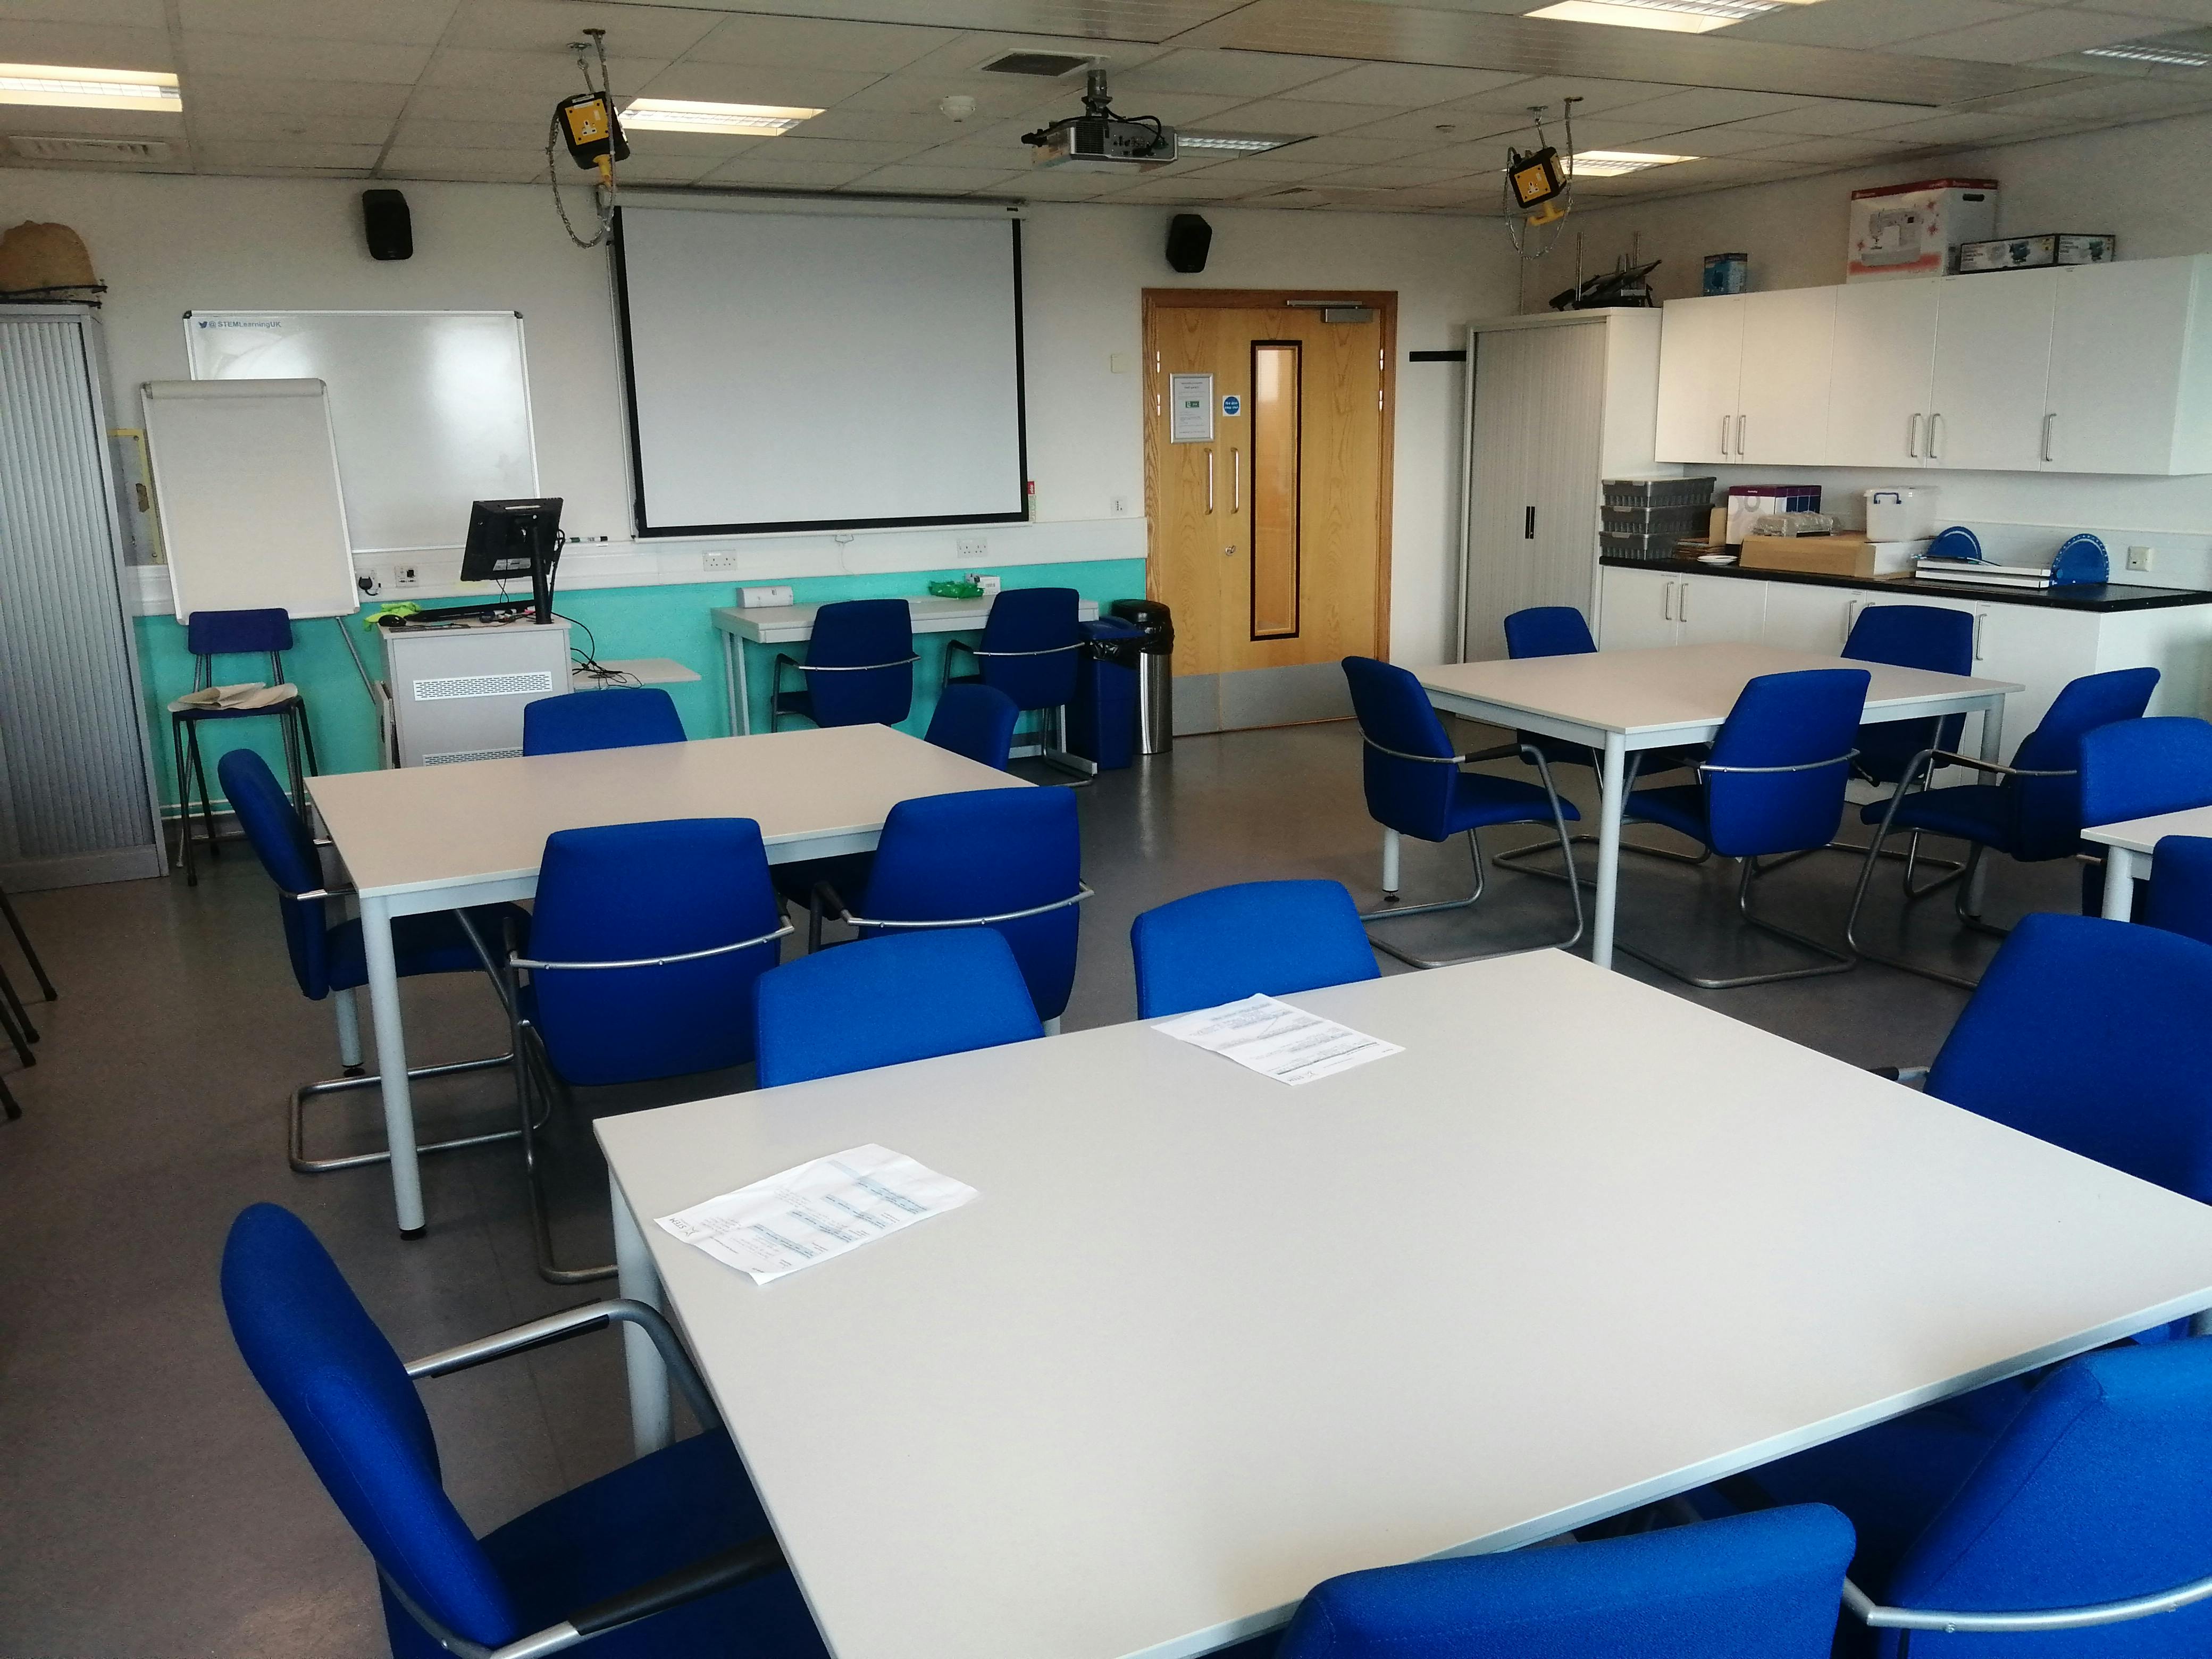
xmin=168 ymin=607 xmax=320 ymax=886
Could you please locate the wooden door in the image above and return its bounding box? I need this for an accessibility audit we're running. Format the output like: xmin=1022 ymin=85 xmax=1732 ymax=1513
xmin=1735 ymin=288 xmax=1835 ymax=465
xmin=1144 ymin=291 xmax=1393 ymax=682
xmin=1653 ymin=295 xmax=1743 ymax=465
xmin=1929 ymin=269 xmax=2056 ymax=472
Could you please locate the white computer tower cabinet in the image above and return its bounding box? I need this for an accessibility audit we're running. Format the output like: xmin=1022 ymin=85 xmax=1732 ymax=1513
xmin=382 ymin=621 xmax=572 ymax=767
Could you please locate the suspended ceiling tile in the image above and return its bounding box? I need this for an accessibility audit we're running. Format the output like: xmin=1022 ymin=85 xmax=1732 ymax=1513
xmin=616 ymin=126 xmax=768 ymax=157
xmin=0 ymin=19 xmax=173 ymax=69
xmin=1184 ymin=152 xmax=1358 ymax=179
xmin=670 ymin=0 xmax=1238 ymax=40
xmin=192 ymin=138 xmax=386 ymax=167
xmin=630 ymin=60 xmax=886 ymax=105
xmin=186 ymin=75 xmax=416 ymax=118
xmin=1099 ymin=171 xmax=1253 ymax=199
xmin=1647 ymin=118 xmax=1820 ymax=154
xmin=179 ymin=31 xmax=437 ymax=82
xmin=0 ymin=102 xmax=183 ymax=137
xmin=798 ymin=106 xmax=979 ymax=143
xmin=835 ymin=71 xmax=1071 ymax=119
xmin=1908 ymin=7 xmax=2186 ymax=63
xmin=1115 ymin=90 xmax=1247 ymax=123
xmin=2069 ymin=0 xmax=2212 ymax=16
xmin=725 ymin=132 xmax=922 ymax=165
xmin=1320 ymin=157 xmax=1486 ymax=186
xmin=186 ymin=110 xmax=399 ymax=145
xmin=845 ymin=162 xmax=1019 ymax=191
xmin=1737 ymin=133 xmax=1939 ymax=163
xmin=1728 ymin=99 xmax=1956 ymax=136
xmin=1262 ymin=129 xmax=1445 ymax=163
xmin=423 ymin=45 xmax=673 ymax=94
xmin=890 ymin=27 xmax=1164 ymax=78
xmin=199 ymin=161 xmax=374 ymax=175
xmin=178 ymin=0 xmax=460 ymax=46
xmin=0 ymin=0 xmax=169 ymax=24
xmin=404 ymin=79 xmax=575 ymax=122
xmin=991 ymin=166 xmax=1124 ymax=195
xmin=1719 ymin=0 xmax=2030 ymax=48
xmin=1287 ymin=61 xmax=1532 ymax=106
xmin=1962 ymin=74 xmax=2212 ymax=116
xmin=1602 ymin=86 xmax=1817 ymax=126
xmin=694 ymin=152 xmax=881 ymax=186
xmin=1202 ymin=95 xmax=1410 ymax=133
xmin=680 ymin=13 xmax=944 ymax=71
xmin=1111 ymin=47 xmax=1354 ymax=97
xmin=1442 ymin=76 xmax=1680 ymax=116
xmin=1333 ymin=104 xmax=1531 ymax=143
xmin=378 ymin=148 xmax=549 ymax=182
xmin=390 ymin=115 xmax=554 ymax=148
xmin=1861 ymin=107 xmax=2051 ymax=141
xmin=441 ymin=0 xmax=725 ymax=58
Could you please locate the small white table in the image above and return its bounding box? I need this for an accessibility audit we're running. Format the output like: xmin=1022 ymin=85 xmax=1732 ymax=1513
xmin=573 ymin=656 xmax=700 ymax=689
xmin=713 ymin=595 xmax=1099 ymax=737
xmin=308 ymin=725 xmax=1026 ymax=1236
xmin=1415 ymin=643 xmax=2020 ymax=969
xmin=599 ymin=950 xmax=2212 ymax=1659
xmin=2084 ymin=804 xmax=2212 ymax=918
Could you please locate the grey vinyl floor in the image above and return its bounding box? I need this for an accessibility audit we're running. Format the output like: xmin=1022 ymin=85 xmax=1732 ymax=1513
xmin=0 ymin=718 xmax=2078 ymax=1658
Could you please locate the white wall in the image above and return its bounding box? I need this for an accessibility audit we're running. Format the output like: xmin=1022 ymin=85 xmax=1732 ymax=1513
xmin=0 ymin=167 xmax=1514 ymax=662
xmin=1558 ymin=108 xmax=2212 ymax=588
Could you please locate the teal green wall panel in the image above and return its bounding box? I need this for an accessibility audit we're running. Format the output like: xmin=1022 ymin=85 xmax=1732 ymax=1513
xmin=136 ymin=559 xmax=1146 ymax=812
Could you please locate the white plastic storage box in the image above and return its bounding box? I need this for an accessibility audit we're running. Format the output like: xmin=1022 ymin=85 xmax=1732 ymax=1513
xmin=1848 ymin=179 xmax=1998 ymax=282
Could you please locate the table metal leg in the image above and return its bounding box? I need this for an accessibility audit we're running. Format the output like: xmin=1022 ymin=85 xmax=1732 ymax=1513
xmin=1970 ymin=694 xmax=2007 ymax=916
xmin=2102 ymin=845 xmax=2141 ymax=922
xmin=612 ymin=1169 xmax=672 ymax=1457
xmin=358 ymin=892 xmax=425 ymax=1237
xmin=1592 ymin=734 xmax=1627 ymax=970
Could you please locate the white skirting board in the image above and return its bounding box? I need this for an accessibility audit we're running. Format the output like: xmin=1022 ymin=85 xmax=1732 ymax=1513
xmin=1172 ymin=663 xmax=1352 ymax=735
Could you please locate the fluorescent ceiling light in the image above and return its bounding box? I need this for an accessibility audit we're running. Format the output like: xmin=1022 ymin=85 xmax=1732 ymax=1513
xmin=0 ymin=63 xmax=179 ymax=113
xmin=1177 ymin=132 xmax=1310 ymax=154
xmin=1528 ymin=0 xmax=1802 ymax=34
xmin=618 ymin=98 xmax=822 ymax=136
xmin=1571 ymin=149 xmax=1698 ymax=175
xmin=2081 ymin=41 xmax=2209 ymax=68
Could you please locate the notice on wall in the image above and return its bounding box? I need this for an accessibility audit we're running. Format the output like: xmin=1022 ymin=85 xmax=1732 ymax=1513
xmin=1169 ymin=373 xmax=1214 ymax=443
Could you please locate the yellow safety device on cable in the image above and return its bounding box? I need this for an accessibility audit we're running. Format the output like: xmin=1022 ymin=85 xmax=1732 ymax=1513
xmin=556 ymin=90 xmax=626 ymax=176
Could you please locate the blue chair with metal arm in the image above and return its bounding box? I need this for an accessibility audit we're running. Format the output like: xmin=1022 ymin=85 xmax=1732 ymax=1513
xmin=1341 ymin=655 xmax=1583 ymax=968
xmin=1845 ymin=667 xmax=2159 ymax=987
xmin=1622 ymin=668 xmax=1869 ymax=987
xmin=168 ymin=607 xmax=320 ymax=886
xmin=2079 ymin=716 xmax=2212 ymax=923
xmin=217 ymin=747 xmax=527 ymax=1183
xmin=2146 ymin=836 xmax=2212 ymax=948
xmin=1132 ymin=880 xmax=1379 ymax=1019
xmin=1724 ymin=1337 xmax=2212 ymax=1659
xmin=790 ymin=787 xmax=1087 ymax=1029
xmin=946 ymin=587 xmax=1091 ymax=780
xmin=489 ymin=817 xmax=791 ymax=1283
xmin=923 ymin=683 xmax=1019 ymax=770
xmin=1845 ymin=604 xmax=1976 ymax=791
xmin=754 ymin=930 xmax=1043 ymax=1088
xmin=1228 ymin=1504 xmax=1856 ymax=1659
xmin=770 ymin=599 xmax=918 ymax=731
xmin=523 ymin=686 xmax=686 ymax=756
xmin=222 ymin=1203 xmax=826 ymax=1659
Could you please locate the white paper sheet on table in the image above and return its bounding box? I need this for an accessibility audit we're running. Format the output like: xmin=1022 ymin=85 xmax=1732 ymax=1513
xmin=656 ymin=1144 xmax=977 ymax=1284
xmin=1154 ymin=993 xmax=1403 ymax=1086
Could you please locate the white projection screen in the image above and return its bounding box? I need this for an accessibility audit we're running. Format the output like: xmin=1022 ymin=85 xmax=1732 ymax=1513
xmin=613 ymin=205 xmax=1028 ymax=535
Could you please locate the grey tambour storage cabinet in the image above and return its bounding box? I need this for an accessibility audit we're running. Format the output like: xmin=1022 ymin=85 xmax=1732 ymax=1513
xmin=0 ymin=305 xmax=163 ymax=888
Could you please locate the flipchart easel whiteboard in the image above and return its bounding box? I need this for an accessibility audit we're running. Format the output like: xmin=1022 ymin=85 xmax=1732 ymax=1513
xmin=141 ymin=378 xmax=359 ymax=622
xmin=184 ymin=309 xmax=538 ymax=554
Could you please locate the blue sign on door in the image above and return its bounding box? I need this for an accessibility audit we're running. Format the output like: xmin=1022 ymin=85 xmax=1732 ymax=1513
xmin=1221 ymin=393 xmax=1242 ymax=416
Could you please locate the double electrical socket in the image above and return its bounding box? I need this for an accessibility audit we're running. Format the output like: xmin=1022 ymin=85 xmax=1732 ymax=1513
xmin=704 ymin=549 xmax=743 ymax=571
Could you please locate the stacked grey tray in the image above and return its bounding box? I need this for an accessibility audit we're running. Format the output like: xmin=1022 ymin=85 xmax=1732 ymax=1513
xmin=1601 ymin=476 xmax=1715 ymax=561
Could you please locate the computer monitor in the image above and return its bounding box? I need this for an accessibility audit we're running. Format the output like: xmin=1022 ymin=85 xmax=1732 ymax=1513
xmin=459 ymin=497 xmax=563 ymax=624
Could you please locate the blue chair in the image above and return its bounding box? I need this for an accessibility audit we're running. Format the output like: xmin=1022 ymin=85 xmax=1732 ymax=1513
xmin=2079 ymin=717 xmax=2212 ymax=921
xmin=1846 ymin=667 xmax=2159 ymax=987
xmin=522 ymin=686 xmax=685 ymax=757
xmin=787 ymin=787 xmax=1087 ymax=1027
xmin=217 ymin=748 xmax=526 ymax=1184
xmin=1250 ymin=1504 xmax=1855 ymax=1659
xmin=1340 ymin=656 xmax=1583 ymax=968
xmin=1618 ymin=668 xmax=1869 ymax=987
xmin=946 ymin=587 xmax=1091 ymax=781
xmin=168 ymin=607 xmax=320 ymax=886
xmin=1735 ymin=1339 xmax=2212 ymax=1657
xmin=1844 ymin=605 xmax=1975 ymax=790
xmin=924 ymin=683 xmax=1019 ymax=769
xmin=2146 ymin=835 xmax=2212 ymax=948
xmin=503 ymin=818 xmax=790 ymax=1281
xmin=754 ymin=930 xmax=1043 ymax=1088
xmin=770 ymin=599 xmax=917 ymax=731
xmin=1132 ymin=880 xmax=1380 ymax=1019
xmin=222 ymin=1203 xmax=825 ymax=1659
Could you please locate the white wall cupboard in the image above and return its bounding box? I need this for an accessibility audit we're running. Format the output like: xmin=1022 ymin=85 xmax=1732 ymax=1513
xmin=1650 ymin=288 xmax=1834 ymax=467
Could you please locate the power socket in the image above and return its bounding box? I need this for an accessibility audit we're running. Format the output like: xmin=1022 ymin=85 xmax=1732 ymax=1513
xmin=957 ymin=535 xmax=987 ymax=559
xmin=2128 ymin=544 xmax=2156 ymax=572
xmin=740 ymin=584 xmax=795 ymax=608
xmin=968 ymin=572 xmax=1001 ymax=595
xmin=703 ymin=549 xmax=743 ymax=572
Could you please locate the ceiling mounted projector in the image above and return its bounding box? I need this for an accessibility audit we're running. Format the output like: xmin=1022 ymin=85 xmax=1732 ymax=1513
xmin=1021 ymin=70 xmax=1175 ymax=172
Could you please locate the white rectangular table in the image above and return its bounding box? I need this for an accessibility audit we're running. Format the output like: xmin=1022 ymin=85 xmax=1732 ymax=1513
xmin=2085 ymin=804 xmax=2212 ymax=917
xmin=308 ymin=724 xmax=1025 ymax=1236
xmin=713 ymin=595 xmax=1098 ymax=738
xmin=599 ymin=950 xmax=2212 ymax=1659
xmin=1415 ymin=643 xmax=2020 ymax=969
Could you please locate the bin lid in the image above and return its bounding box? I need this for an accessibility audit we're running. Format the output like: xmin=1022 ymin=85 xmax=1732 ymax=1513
xmin=1082 ymin=617 xmax=1145 ymax=639
xmin=1109 ymin=599 xmax=1171 ymax=624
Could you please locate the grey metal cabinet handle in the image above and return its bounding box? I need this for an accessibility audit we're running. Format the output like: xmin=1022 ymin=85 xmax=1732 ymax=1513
xmin=1930 ymin=413 xmax=1945 ymax=459
xmin=2041 ymin=413 xmax=2056 ymax=464
xmin=1736 ymin=415 xmax=1747 ymax=456
xmin=1908 ymin=413 xmax=1922 ymax=458
xmin=1206 ymin=449 xmax=1214 ymax=514
xmin=1232 ymin=447 xmax=1242 ymax=512
xmin=1662 ymin=580 xmax=1674 ymax=623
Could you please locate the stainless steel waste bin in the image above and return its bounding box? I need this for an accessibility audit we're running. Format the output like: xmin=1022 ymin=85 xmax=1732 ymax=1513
xmin=1109 ymin=600 xmax=1174 ymax=755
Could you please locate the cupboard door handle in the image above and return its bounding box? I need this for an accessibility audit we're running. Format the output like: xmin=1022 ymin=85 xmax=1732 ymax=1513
xmin=2041 ymin=413 xmax=2056 ymax=464
xmin=1663 ymin=581 xmax=1674 ymax=622
xmin=1524 ymin=505 xmax=1536 ymax=539
xmin=1973 ymin=609 xmax=1985 ymax=662
xmin=1679 ymin=580 xmax=1690 ymax=624
xmin=1232 ymin=447 xmax=1242 ymax=512
xmin=1736 ymin=415 xmax=1747 ymax=456
xmin=1206 ymin=449 xmax=1215 ymax=514
xmin=1719 ymin=414 xmax=1729 ymax=456
xmin=1930 ymin=413 xmax=1944 ymax=459
xmin=1908 ymin=413 xmax=1922 ymax=458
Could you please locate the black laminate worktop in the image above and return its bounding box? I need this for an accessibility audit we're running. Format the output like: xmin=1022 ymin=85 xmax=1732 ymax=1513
xmin=1601 ymin=554 xmax=2212 ymax=614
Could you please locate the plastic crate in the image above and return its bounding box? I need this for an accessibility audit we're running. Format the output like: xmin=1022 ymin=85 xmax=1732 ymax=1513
xmin=1601 ymin=530 xmax=1684 ymax=561
xmin=1602 ymin=503 xmax=1709 ymax=536
xmin=1602 ymin=476 xmax=1715 ymax=512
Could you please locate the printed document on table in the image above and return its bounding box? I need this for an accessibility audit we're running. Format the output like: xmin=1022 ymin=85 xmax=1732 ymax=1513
xmin=1154 ymin=993 xmax=1403 ymax=1086
xmin=657 ymin=1144 xmax=976 ymax=1284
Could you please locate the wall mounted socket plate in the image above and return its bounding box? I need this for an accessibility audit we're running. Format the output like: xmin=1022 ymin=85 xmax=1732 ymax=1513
xmin=392 ymin=564 xmax=419 ymax=587
xmin=957 ymin=535 xmax=987 ymax=559
xmin=969 ymin=573 xmax=1001 ymax=594
xmin=741 ymin=584 xmax=795 ymax=608
xmin=704 ymin=549 xmax=743 ymax=571
xmin=2128 ymin=544 xmax=2155 ymax=572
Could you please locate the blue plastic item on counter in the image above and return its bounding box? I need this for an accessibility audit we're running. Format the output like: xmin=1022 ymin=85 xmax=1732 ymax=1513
xmin=2052 ymin=532 xmax=2110 ymax=586
xmin=1925 ymin=525 xmax=1983 ymax=563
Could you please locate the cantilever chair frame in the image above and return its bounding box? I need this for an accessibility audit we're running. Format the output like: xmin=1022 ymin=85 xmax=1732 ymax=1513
xmin=384 ymin=1294 xmax=786 ymax=1659
xmin=0 ymin=876 xmax=58 ymax=1114
xmin=1844 ymin=744 xmax=2080 ymax=990
xmin=1361 ymin=738 xmax=1586 ymax=969
xmin=465 ymin=914 xmax=795 ymax=1285
xmin=1840 ymin=1563 xmax=2212 ymax=1650
xmin=944 ymin=635 xmax=1097 ymax=784
xmin=767 ymin=648 xmax=922 ymax=731
xmin=1490 ymin=745 xmax=1715 ymax=885
xmin=1618 ymin=750 xmax=1863 ymax=990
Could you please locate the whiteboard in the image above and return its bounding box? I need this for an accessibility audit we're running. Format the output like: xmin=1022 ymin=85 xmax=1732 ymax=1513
xmin=614 ymin=205 xmax=1026 ymax=535
xmin=185 ymin=309 xmax=537 ymax=553
xmin=142 ymin=379 xmax=358 ymax=621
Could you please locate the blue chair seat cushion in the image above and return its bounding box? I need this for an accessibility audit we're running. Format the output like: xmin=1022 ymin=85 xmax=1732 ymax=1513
xmin=387 ymin=1428 xmax=827 ymax=1659
xmin=1438 ymin=770 xmax=1581 ymax=839
xmin=324 ymin=903 xmax=530 ymax=995
xmin=1626 ymin=783 xmax=1711 ymax=843
xmin=1859 ymin=784 xmax=2008 ymax=842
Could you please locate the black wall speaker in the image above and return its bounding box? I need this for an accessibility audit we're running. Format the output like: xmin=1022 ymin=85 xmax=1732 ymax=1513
xmin=1166 ymin=213 xmax=1211 ymax=274
xmin=362 ymin=189 xmax=413 ymax=261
